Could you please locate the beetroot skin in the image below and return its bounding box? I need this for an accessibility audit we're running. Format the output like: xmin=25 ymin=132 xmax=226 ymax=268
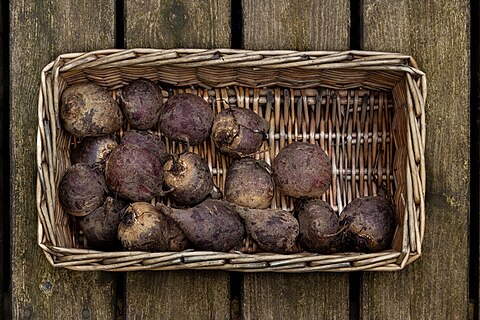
xmin=297 ymin=199 xmax=342 ymax=253
xmin=157 ymin=200 xmax=244 ymax=252
xmin=212 ymin=107 xmax=269 ymax=157
xmin=61 ymin=82 xmax=124 ymax=138
xmin=120 ymin=79 xmax=163 ymax=130
xmin=159 ymin=93 xmax=214 ymax=146
xmin=72 ymin=134 xmax=119 ymax=169
xmin=78 ymin=197 xmax=127 ymax=250
xmin=59 ymin=163 xmax=107 ymax=217
xmin=340 ymin=196 xmax=397 ymax=252
xmin=273 ymin=142 xmax=332 ymax=198
xmin=224 ymin=158 xmax=274 ymax=209
xmin=121 ymin=130 xmax=168 ymax=163
xmin=105 ymin=143 xmax=163 ymax=202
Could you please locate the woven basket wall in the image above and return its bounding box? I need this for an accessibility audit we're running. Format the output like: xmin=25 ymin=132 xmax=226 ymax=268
xmin=37 ymin=49 xmax=426 ymax=272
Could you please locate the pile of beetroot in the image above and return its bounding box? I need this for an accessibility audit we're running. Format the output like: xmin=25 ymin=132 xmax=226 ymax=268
xmin=58 ymin=79 xmax=397 ymax=254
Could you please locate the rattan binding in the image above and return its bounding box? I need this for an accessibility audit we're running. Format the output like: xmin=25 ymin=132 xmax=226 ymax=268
xmin=37 ymin=49 xmax=426 ymax=272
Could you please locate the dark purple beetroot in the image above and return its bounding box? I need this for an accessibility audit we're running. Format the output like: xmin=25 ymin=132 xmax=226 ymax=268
xmin=72 ymin=134 xmax=119 ymax=170
xmin=118 ymin=202 xmax=189 ymax=252
xmin=339 ymin=196 xmax=397 ymax=252
xmin=224 ymin=158 xmax=274 ymax=209
xmin=159 ymin=93 xmax=214 ymax=146
xmin=61 ymin=82 xmax=124 ymax=138
xmin=156 ymin=199 xmax=244 ymax=252
xmin=121 ymin=130 xmax=168 ymax=163
xmin=78 ymin=197 xmax=127 ymax=250
xmin=273 ymin=142 xmax=332 ymax=198
xmin=105 ymin=143 xmax=163 ymax=202
xmin=212 ymin=107 xmax=269 ymax=157
xmin=59 ymin=163 xmax=107 ymax=217
xmin=297 ymin=199 xmax=342 ymax=253
xmin=120 ymin=79 xmax=163 ymax=129
xmin=163 ymin=152 xmax=213 ymax=206
xmin=237 ymin=207 xmax=299 ymax=253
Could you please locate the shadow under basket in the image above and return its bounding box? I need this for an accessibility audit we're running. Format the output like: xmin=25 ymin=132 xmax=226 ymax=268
xmin=37 ymin=49 xmax=426 ymax=272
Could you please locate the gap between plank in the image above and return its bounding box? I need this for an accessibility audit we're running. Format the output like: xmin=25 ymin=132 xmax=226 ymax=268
xmin=115 ymin=1 xmax=126 ymax=319
xmin=350 ymin=0 xmax=362 ymax=50
xmin=231 ymin=0 xmax=243 ymax=49
xmin=349 ymin=1 xmax=362 ymax=319
xmin=115 ymin=0 xmax=125 ymax=49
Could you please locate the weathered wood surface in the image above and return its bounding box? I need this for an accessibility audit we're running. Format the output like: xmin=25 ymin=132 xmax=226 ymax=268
xmin=361 ymin=1 xmax=470 ymax=319
xmin=123 ymin=1 xmax=232 ymax=319
xmin=125 ymin=0 xmax=231 ymax=49
xmin=0 ymin=0 xmax=7 ymax=316
xmin=241 ymin=1 xmax=351 ymax=319
xmin=10 ymin=1 xmax=117 ymax=319
xmin=243 ymin=0 xmax=350 ymax=51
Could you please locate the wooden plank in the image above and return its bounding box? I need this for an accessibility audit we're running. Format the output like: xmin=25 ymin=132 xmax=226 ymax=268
xmin=10 ymin=1 xmax=117 ymax=319
xmin=0 ymin=0 xmax=7 ymax=316
xmin=125 ymin=0 xmax=231 ymax=48
xmin=243 ymin=0 xmax=350 ymax=51
xmin=123 ymin=1 xmax=232 ymax=319
xmin=241 ymin=1 xmax=351 ymax=319
xmin=361 ymin=1 xmax=470 ymax=319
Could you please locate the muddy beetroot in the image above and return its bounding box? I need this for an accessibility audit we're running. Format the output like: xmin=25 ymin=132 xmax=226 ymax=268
xmin=212 ymin=107 xmax=269 ymax=157
xmin=105 ymin=143 xmax=163 ymax=202
xmin=296 ymin=199 xmax=342 ymax=253
xmin=159 ymin=93 xmax=214 ymax=146
xmin=156 ymin=199 xmax=244 ymax=252
xmin=61 ymin=82 xmax=124 ymax=138
xmin=339 ymin=196 xmax=397 ymax=252
xmin=237 ymin=207 xmax=299 ymax=253
xmin=120 ymin=79 xmax=163 ymax=129
xmin=273 ymin=142 xmax=332 ymax=198
xmin=163 ymin=152 xmax=213 ymax=206
xmin=118 ymin=202 xmax=189 ymax=252
xmin=224 ymin=158 xmax=274 ymax=209
xmin=59 ymin=163 xmax=107 ymax=217
xmin=78 ymin=197 xmax=127 ymax=250
xmin=121 ymin=130 xmax=168 ymax=163
xmin=72 ymin=134 xmax=119 ymax=170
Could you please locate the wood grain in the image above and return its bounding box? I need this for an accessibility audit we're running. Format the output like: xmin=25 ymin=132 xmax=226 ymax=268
xmin=125 ymin=0 xmax=231 ymax=48
xmin=123 ymin=1 xmax=231 ymax=319
xmin=10 ymin=1 xmax=117 ymax=319
xmin=241 ymin=1 xmax=351 ymax=319
xmin=361 ymin=1 xmax=470 ymax=319
xmin=243 ymin=0 xmax=350 ymax=51
xmin=0 ymin=0 xmax=7 ymax=316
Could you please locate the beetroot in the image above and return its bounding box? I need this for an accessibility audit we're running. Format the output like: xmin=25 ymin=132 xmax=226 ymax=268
xmin=273 ymin=142 xmax=332 ymax=198
xmin=297 ymin=199 xmax=342 ymax=253
xmin=163 ymin=152 xmax=213 ymax=206
xmin=121 ymin=130 xmax=168 ymax=163
xmin=237 ymin=207 xmax=299 ymax=253
xmin=339 ymin=196 xmax=397 ymax=252
xmin=224 ymin=158 xmax=274 ymax=209
xmin=105 ymin=143 xmax=163 ymax=202
xmin=118 ymin=202 xmax=189 ymax=252
xmin=159 ymin=93 xmax=214 ymax=146
xmin=59 ymin=163 xmax=107 ymax=217
xmin=212 ymin=107 xmax=269 ymax=157
xmin=156 ymin=200 xmax=244 ymax=252
xmin=72 ymin=134 xmax=118 ymax=170
xmin=61 ymin=82 xmax=124 ymax=138
xmin=78 ymin=197 xmax=127 ymax=250
xmin=120 ymin=79 xmax=163 ymax=129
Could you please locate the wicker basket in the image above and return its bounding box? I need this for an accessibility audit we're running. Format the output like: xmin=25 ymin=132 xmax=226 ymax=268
xmin=37 ymin=49 xmax=426 ymax=272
